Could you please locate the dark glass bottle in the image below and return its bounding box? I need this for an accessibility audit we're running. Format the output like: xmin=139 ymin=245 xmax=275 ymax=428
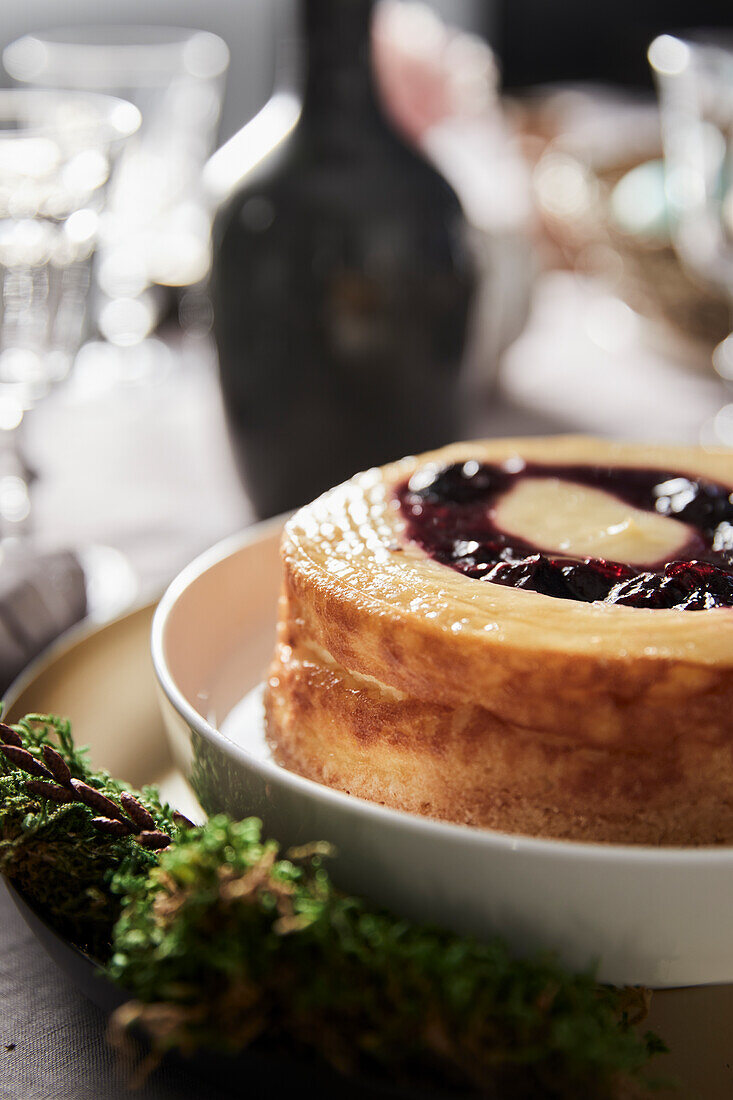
xmin=211 ymin=0 xmax=476 ymax=518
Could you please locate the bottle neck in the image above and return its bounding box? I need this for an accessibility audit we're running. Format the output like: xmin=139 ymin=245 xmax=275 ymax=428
xmin=299 ymin=0 xmax=384 ymax=127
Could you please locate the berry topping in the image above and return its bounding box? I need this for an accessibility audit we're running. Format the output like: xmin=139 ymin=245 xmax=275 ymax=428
xmin=397 ymin=460 xmax=733 ymax=610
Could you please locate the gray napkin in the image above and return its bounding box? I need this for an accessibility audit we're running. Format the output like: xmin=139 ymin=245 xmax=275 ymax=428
xmin=0 ymin=549 xmax=87 ymax=694
xmin=0 ymin=883 xmax=237 ymax=1100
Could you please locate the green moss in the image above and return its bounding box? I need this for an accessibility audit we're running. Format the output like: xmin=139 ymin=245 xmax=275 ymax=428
xmin=109 ymin=816 xmax=666 ymax=1097
xmin=0 ymin=714 xmax=179 ymax=958
xmin=0 ymin=715 xmax=667 ymax=1096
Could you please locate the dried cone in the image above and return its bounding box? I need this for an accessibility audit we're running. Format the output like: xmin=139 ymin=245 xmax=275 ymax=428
xmin=25 ymin=780 xmax=75 ymax=804
xmin=120 ymin=792 xmax=156 ymax=831
xmin=1 ymin=745 xmax=54 ymax=780
xmin=91 ymin=816 xmax=135 ymax=838
xmin=70 ymin=779 xmax=131 ymax=825
xmin=0 ymin=723 xmax=22 ymax=748
xmin=42 ymin=745 xmax=72 ymax=788
xmin=137 ymin=830 xmax=171 ymax=850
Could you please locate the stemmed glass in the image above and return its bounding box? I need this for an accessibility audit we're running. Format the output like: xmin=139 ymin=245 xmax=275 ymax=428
xmin=4 ymin=27 xmax=229 ymax=358
xmin=0 ymin=88 xmax=139 ymax=561
xmin=649 ymin=33 xmax=733 ymax=445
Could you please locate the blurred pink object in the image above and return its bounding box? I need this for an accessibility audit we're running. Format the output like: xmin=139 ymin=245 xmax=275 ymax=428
xmin=373 ymin=1 xmax=534 ymax=392
xmin=374 ymin=2 xmax=530 ymax=233
xmin=373 ymin=0 xmax=498 ymax=140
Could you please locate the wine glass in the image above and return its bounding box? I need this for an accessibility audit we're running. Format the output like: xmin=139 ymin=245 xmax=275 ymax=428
xmin=4 ymin=26 xmax=229 ymax=359
xmin=649 ymin=32 xmax=733 ymax=445
xmin=0 ymin=89 xmax=139 ymax=572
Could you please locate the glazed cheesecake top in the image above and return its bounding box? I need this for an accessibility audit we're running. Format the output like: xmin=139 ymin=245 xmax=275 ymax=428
xmin=286 ymin=437 xmax=733 ymax=663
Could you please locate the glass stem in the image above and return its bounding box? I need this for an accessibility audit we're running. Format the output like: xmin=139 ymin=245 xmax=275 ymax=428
xmin=0 ymin=415 xmax=32 ymax=543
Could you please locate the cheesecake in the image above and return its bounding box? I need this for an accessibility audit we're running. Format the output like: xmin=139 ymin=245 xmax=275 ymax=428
xmin=264 ymin=437 xmax=733 ymax=844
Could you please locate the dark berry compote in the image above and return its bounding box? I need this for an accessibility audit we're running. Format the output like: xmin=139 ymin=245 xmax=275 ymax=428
xmin=396 ymin=460 xmax=733 ymax=610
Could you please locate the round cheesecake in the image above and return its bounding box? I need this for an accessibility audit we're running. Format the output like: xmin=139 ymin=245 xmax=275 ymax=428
xmin=264 ymin=436 xmax=733 ymax=844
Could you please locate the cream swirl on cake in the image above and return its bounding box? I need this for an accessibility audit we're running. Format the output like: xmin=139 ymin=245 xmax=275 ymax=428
xmin=265 ymin=436 xmax=733 ymax=844
xmin=492 ymin=475 xmax=692 ymax=565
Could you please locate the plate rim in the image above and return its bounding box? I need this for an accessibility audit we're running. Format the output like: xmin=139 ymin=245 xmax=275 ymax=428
xmin=4 ymin=596 xmax=160 ymax=715
xmin=152 ymin=521 xmax=733 ymax=870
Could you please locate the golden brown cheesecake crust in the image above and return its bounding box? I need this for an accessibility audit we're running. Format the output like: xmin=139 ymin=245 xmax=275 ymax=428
xmin=264 ymin=437 xmax=733 ymax=844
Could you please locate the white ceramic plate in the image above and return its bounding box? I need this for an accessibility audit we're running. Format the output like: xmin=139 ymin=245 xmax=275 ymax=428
xmin=152 ymin=520 xmax=733 ymax=990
